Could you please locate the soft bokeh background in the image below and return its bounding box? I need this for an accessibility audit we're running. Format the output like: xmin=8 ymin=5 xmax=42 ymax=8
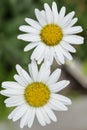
xmin=0 ymin=0 xmax=87 ymax=130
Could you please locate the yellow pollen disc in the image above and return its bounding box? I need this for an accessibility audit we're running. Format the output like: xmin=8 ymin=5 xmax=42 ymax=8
xmin=40 ymin=24 xmax=63 ymax=46
xmin=24 ymin=82 xmax=50 ymax=107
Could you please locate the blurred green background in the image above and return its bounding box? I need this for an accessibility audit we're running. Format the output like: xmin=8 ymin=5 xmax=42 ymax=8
xmin=0 ymin=0 xmax=87 ymax=121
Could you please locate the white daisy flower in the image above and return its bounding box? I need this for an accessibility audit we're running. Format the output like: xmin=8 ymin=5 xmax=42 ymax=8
xmin=17 ymin=1 xmax=84 ymax=65
xmin=0 ymin=61 xmax=71 ymax=128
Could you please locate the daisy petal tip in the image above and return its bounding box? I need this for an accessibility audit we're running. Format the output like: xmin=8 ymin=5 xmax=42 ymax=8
xmin=25 ymin=18 xmax=28 ymax=22
xmin=0 ymin=91 xmax=4 ymax=95
xmin=16 ymin=64 xmax=20 ymax=70
xmin=67 ymin=80 xmax=70 ymax=85
xmin=24 ymin=47 xmax=28 ymax=52
xmin=68 ymin=100 xmax=72 ymax=105
xmin=17 ymin=35 xmax=21 ymax=40
xmin=8 ymin=115 xmax=12 ymax=120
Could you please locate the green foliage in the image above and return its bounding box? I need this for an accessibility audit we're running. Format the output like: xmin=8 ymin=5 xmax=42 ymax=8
xmin=0 ymin=0 xmax=86 ymax=120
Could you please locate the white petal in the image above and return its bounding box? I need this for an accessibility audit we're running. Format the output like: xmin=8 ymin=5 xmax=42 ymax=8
xmin=59 ymin=6 xmax=66 ymax=17
xmin=40 ymin=10 xmax=46 ymax=20
xmin=37 ymin=62 xmax=50 ymax=82
xmin=16 ymin=64 xmax=32 ymax=83
xmin=31 ymin=43 xmax=46 ymax=62
xmin=51 ymin=94 xmax=72 ymax=105
xmin=63 ymin=35 xmax=84 ymax=44
xmin=58 ymin=6 xmax=66 ymax=23
xmin=35 ymin=9 xmax=46 ymax=26
xmin=8 ymin=104 xmax=28 ymax=121
xmin=44 ymin=3 xmax=53 ymax=23
xmin=17 ymin=34 xmax=40 ymax=42
xmin=1 ymin=89 xmax=24 ymax=97
xmin=28 ymin=108 xmax=35 ymax=128
xmin=47 ymin=69 xmax=61 ymax=85
xmin=28 ymin=61 xmax=38 ymax=81
xmin=25 ymin=18 xmax=41 ymax=30
xmin=14 ymin=74 xmax=28 ymax=86
xmin=14 ymin=74 xmax=26 ymax=87
xmin=19 ymin=25 xmax=40 ymax=34
xmin=24 ymin=42 xmax=40 ymax=52
xmin=52 ymin=2 xmax=59 ymax=23
xmin=48 ymin=47 xmax=54 ymax=65
xmin=58 ymin=45 xmax=73 ymax=60
xmin=36 ymin=108 xmax=46 ymax=126
xmin=50 ymin=80 xmax=70 ymax=92
xmin=44 ymin=106 xmax=57 ymax=122
xmin=49 ymin=98 xmax=68 ymax=111
xmin=68 ymin=17 xmax=78 ymax=27
xmin=40 ymin=108 xmax=51 ymax=124
xmin=54 ymin=53 xmax=62 ymax=65
xmin=2 ymin=81 xmax=24 ymax=89
xmin=5 ymin=96 xmax=25 ymax=107
xmin=20 ymin=107 xmax=32 ymax=128
xmin=62 ymin=11 xmax=75 ymax=28
xmin=60 ymin=41 xmax=76 ymax=53
xmin=47 ymin=102 xmax=59 ymax=111
xmin=54 ymin=46 xmax=65 ymax=64
xmin=63 ymin=26 xmax=83 ymax=35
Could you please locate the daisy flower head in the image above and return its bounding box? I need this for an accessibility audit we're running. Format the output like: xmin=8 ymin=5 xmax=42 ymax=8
xmin=18 ymin=1 xmax=84 ymax=65
xmin=0 ymin=61 xmax=71 ymax=128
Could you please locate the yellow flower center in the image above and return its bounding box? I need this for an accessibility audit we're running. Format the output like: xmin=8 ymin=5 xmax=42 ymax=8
xmin=24 ymin=82 xmax=50 ymax=107
xmin=40 ymin=24 xmax=63 ymax=46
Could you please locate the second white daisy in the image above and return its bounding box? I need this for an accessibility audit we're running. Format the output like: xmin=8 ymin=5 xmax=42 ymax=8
xmin=18 ymin=1 xmax=84 ymax=65
xmin=0 ymin=61 xmax=71 ymax=128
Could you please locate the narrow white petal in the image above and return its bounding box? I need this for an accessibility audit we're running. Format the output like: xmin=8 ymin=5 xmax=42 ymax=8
xmin=63 ymin=35 xmax=84 ymax=44
xmin=48 ymin=47 xmax=54 ymax=65
xmin=25 ymin=18 xmax=41 ymax=30
xmin=40 ymin=10 xmax=46 ymax=20
xmin=5 ymin=96 xmax=25 ymax=107
xmin=58 ymin=45 xmax=73 ymax=60
xmin=20 ymin=107 xmax=31 ymax=128
xmin=14 ymin=74 xmax=28 ymax=86
xmin=16 ymin=64 xmax=32 ymax=83
xmin=58 ymin=6 xmax=66 ymax=21
xmin=8 ymin=104 xmax=28 ymax=121
xmin=51 ymin=94 xmax=72 ymax=105
xmin=47 ymin=69 xmax=61 ymax=85
xmin=47 ymin=102 xmax=59 ymax=111
xmin=62 ymin=11 xmax=75 ymax=28
xmin=19 ymin=25 xmax=40 ymax=34
xmin=37 ymin=62 xmax=50 ymax=82
xmin=28 ymin=61 xmax=38 ymax=81
xmin=24 ymin=42 xmax=40 ymax=52
xmin=24 ymin=107 xmax=33 ymax=126
xmin=44 ymin=3 xmax=53 ymax=23
xmin=40 ymin=108 xmax=51 ymax=124
xmin=68 ymin=17 xmax=78 ymax=27
xmin=54 ymin=46 xmax=65 ymax=64
xmin=31 ymin=44 xmax=45 ymax=60
xmin=36 ymin=108 xmax=46 ymax=126
xmin=1 ymin=89 xmax=24 ymax=97
xmin=60 ymin=41 xmax=76 ymax=53
xmin=54 ymin=53 xmax=62 ymax=65
xmin=14 ymin=74 xmax=26 ymax=87
xmin=57 ymin=10 xmax=66 ymax=26
xmin=52 ymin=2 xmax=59 ymax=23
xmin=44 ymin=106 xmax=57 ymax=122
xmin=63 ymin=26 xmax=83 ymax=35
xmin=28 ymin=108 xmax=35 ymax=128
xmin=2 ymin=81 xmax=24 ymax=89
xmin=35 ymin=9 xmax=46 ymax=26
xmin=17 ymin=34 xmax=40 ymax=42
xmin=49 ymin=98 xmax=68 ymax=111
xmin=50 ymin=80 xmax=70 ymax=92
